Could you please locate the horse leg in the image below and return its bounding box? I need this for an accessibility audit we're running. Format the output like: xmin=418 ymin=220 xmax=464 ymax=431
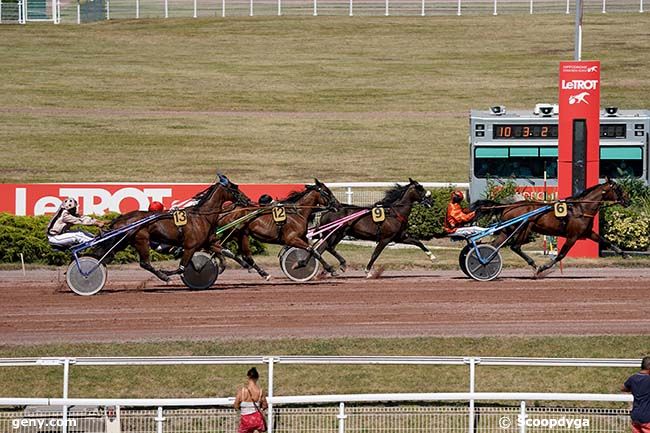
xmin=288 ymin=237 xmax=337 ymax=276
xmin=364 ymin=238 xmax=392 ymax=277
xmin=134 ymin=235 xmax=170 ymax=282
xmin=240 ymin=233 xmax=271 ymax=280
xmin=536 ymin=236 xmax=578 ymax=276
xmin=399 ymin=236 xmax=436 ymax=263
xmin=162 ymin=245 xmax=196 ymax=276
xmin=587 ymin=231 xmax=629 ymax=259
xmin=324 ymin=231 xmax=348 ymax=272
xmin=511 ymin=244 xmax=538 ymax=270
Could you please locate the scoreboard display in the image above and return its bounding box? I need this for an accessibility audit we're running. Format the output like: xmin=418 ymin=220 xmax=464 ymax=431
xmin=468 ymin=105 xmax=650 ymax=200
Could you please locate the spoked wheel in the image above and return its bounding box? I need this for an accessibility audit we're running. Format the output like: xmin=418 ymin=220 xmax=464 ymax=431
xmin=465 ymin=244 xmax=503 ymax=282
xmin=280 ymin=247 xmax=320 ymax=282
xmin=181 ymin=251 xmax=219 ymax=289
xmin=458 ymin=244 xmax=472 ymax=278
xmin=66 ymin=257 xmax=107 ymax=296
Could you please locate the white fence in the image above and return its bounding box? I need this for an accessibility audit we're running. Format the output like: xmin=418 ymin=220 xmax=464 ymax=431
xmin=0 ymin=356 xmax=640 ymax=433
xmin=329 ymin=182 xmax=469 ymax=206
xmin=0 ymin=0 xmax=645 ymax=24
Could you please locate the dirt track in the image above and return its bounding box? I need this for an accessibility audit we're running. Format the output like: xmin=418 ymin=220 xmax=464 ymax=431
xmin=1 ymin=267 xmax=649 ymax=345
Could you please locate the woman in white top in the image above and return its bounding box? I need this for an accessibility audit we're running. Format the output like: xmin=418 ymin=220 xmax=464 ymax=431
xmin=234 ymin=367 xmax=268 ymax=433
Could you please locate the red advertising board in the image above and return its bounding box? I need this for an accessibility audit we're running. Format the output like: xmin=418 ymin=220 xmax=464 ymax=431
xmin=558 ymin=60 xmax=600 ymax=257
xmin=0 ymin=183 xmax=304 ymax=216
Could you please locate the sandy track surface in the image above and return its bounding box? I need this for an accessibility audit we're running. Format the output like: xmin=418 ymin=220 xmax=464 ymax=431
xmin=1 ymin=267 xmax=649 ymax=344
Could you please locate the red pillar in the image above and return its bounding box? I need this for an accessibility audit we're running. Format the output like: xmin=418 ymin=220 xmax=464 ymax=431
xmin=558 ymin=61 xmax=600 ymax=257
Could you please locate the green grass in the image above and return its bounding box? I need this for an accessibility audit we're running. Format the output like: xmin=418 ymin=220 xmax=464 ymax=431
xmin=1 ymin=15 xmax=649 ymax=183
xmin=0 ymin=337 xmax=647 ymax=402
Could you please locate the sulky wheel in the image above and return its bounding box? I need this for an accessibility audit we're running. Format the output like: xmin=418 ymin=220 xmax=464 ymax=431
xmin=280 ymin=247 xmax=321 ymax=282
xmin=66 ymin=257 xmax=107 ymax=296
xmin=464 ymin=244 xmax=503 ymax=282
xmin=458 ymin=244 xmax=472 ymax=278
xmin=181 ymin=251 xmax=219 ymax=290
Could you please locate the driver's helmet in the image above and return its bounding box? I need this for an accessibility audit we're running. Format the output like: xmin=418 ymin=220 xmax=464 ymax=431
xmin=451 ymin=190 xmax=464 ymax=203
xmin=259 ymin=194 xmax=273 ymax=206
xmin=61 ymin=197 xmax=78 ymax=210
xmin=148 ymin=201 xmax=164 ymax=212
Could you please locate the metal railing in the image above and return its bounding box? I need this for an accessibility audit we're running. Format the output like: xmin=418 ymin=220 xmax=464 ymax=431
xmin=328 ymin=182 xmax=469 ymax=206
xmin=0 ymin=356 xmax=640 ymax=433
xmin=3 ymin=0 xmax=644 ymax=23
xmin=0 ymin=393 xmax=634 ymax=433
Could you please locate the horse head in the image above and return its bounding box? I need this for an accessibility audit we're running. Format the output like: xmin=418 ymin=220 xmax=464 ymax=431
xmin=604 ymin=178 xmax=630 ymax=207
xmin=313 ymin=179 xmax=340 ymax=210
xmin=407 ymin=179 xmax=432 ymax=207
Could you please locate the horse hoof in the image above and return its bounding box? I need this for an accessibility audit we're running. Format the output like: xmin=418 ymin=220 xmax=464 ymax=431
xmin=158 ymin=273 xmax=171 ymax=282
xmin=429 ymin=255 xmax=437 ymax=263
xmin=330 ymin=270 xmax=339 ymax=277
xmin=340 ymin=264 xmax=347 ymax=273
xmin=264 ymin=275 xmax=272 ymax=281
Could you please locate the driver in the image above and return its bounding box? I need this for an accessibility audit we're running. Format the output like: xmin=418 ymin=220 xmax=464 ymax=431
xmin=444 ymin=190 xmax=477 ymax=234
xmin=47 ymin=198 xmax=105 ymax=248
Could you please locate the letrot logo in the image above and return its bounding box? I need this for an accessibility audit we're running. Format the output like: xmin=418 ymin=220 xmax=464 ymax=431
xmin=569 ymin=91 xmax=590 ymax=105
xmin=587 ymin=65 xmax=598 ymax=72
xmin=561 ymin=79 xmax=598 ymax=90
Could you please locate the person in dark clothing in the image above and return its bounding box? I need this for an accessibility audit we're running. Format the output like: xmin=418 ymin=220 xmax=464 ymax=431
xmin=623 ymin=357 xmax=650 ymax=433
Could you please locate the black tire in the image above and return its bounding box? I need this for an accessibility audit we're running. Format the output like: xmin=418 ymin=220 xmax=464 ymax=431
xmin=458 ymin=244 xmax=472 ymax=278
xmin=181 ymin=251 xmax=219 ymax=289
xmin=465 ymin=244 xmax=503 ymax=282
xmin=66 ymin=257 xmax=107 ymax=296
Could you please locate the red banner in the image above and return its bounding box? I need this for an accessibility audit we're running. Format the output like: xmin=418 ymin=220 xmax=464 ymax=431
xmin=0 ymin=183 xmax=304 ymax=216
xmin=558 ymin=60 xmax=601 ymax=257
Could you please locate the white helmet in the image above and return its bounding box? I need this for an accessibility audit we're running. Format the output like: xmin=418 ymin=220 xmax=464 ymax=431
xmin=61 ymin=197 xmax=78 ymax=210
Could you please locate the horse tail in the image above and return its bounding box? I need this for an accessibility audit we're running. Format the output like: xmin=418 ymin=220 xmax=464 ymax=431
xmin=470 ymin=199 xmax=505 ymax=220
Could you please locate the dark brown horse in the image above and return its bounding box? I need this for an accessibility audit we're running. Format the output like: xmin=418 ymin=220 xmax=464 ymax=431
xmin=472 ymin=179 xmax=629 ymax=276
xmin=95 ymin=175 xmax=245 ymax=281
xmin=318 ymin=179 xmax=433 ymax=276
xmin=216 ymin=179 xmax=339 ymax=278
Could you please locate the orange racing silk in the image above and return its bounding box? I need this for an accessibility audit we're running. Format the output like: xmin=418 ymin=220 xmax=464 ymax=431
xmin=444 ymin=202 xmax=476 ymax=234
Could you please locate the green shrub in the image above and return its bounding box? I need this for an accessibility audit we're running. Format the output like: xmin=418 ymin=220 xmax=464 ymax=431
xmin=602 ymin=207 xmax=650 ymax=251
xmin=407 ymin=187 xmax=455 ymax=239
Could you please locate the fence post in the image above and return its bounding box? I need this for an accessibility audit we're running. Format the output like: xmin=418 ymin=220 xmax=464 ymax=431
xmin=136 ymin=0 xmax=139 ymax=18
xmin=106 ymin=0 xmax=110 ymax=19
xmin=467 ymin=357 xmax=476 ymax=433
xmin=249 ymin=0 xmax=252 ymax=16
xmin=164 ymin=0 xmax=168 ymax=18
xmin=602 ymin=0 xmax=605 ymax=13
xmin=384 ymin=0 xmax=388 ymax=16
xmin=345 ymin=187 xmax=353 ymax=205
xmin=267 ymin=357 xmax=275 ymax=433
xmin=76 ymin=1 xmax=80 ymax=22
xmin=337 ymin=402 xmax=347 ymax=433
xmin=193 ymin=0 xmax=197 ymax=18
xmin=1 ymin=0 xmax=4 ymax=23
xmin=641 ymin=0 xmax=644 ymax=12
xmin=565 ymin=0 xmax=569 ymax=13
xmin=420 ymin=0 xmax=424 ymax=16
xmin=348 ymin=0 xmax=352 ymax=16
xmin=277 ymin=0 xmax=280 ymax=15
xmin=493 ymin=0 xmax=496 ymax=15
xmin=313 ymin=0 xmax=316 ymax=15
xmin=221 ymin=0 xmax=224 ymax=17
xmin=529 ymin=0 xmax=532 ymax=14
xmin=62 ymin=358 xmax=70 ymax=433
xmin=456 ymin=0 xmax=461 ymax=15
xmin=519 ymin=401 xmax=527 ymax=433
xmin=155 ymin=406 xmax=165 ymax=433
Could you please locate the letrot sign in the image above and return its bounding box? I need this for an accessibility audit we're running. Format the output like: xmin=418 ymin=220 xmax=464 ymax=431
xmin=558 ymin=60 xmax=600 ymax=257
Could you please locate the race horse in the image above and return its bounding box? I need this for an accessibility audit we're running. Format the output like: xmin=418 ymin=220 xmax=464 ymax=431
xmin=472 ymin=179 xmax=630 ymax=276
xmin=317 ymin=178 xmax=434 ymax=276
xmin=95 ymin=174 xmax=246 ymax=282
xmin=216 ymin=179 xmax=340 ymax=278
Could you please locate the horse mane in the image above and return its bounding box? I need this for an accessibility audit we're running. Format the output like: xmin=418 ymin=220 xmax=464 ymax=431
xmin=282 ymin=184 xmax=315 ymax=203
xmin=191 ymin=183 xmax=219 ymax=208
xmin=570 ymin=182 xmax=604 ymax=199
xmin=227 ymin=181 xmax=254 ymax=206
xmin=376 ymin=184 xmax=409 ymax=206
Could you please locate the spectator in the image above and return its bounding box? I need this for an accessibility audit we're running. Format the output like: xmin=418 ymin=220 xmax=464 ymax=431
xmin=234 ymin=367 xmax=268 ymax=433
xmin=623 ymin=357 xmax=650 ymax=433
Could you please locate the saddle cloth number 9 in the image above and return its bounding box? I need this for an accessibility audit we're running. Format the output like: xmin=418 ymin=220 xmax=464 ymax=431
xmin=173 ymin=210 xmax=188 ymax=226
xmin=372 ymin=206 xmax=386 ymax=223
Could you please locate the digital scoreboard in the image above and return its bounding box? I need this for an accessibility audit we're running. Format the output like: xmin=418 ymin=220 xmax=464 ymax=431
xmin=468 ymin=105 xmax=650 ymax=201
